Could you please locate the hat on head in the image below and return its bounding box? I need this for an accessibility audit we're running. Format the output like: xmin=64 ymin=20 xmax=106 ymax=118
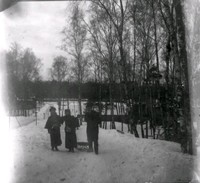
xmin=86 ymin=101 xmax=94 ymax=108
xmin=65 ymin=109 xmax=71 ymax=113
xmin=49 ymin=106 xmax=56 ymax=112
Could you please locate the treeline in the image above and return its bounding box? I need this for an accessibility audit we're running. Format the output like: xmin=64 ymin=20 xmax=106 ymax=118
xmin=8 ymin=80 xmax=172 ymax=101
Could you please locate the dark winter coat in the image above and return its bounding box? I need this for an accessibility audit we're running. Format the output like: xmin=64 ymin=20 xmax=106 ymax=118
xmin=85 ymin=110 xmax=101 ymax=141
xmin=61 ymin=115 xmax=79 ymax=149
xmin=45 ymin=114 xmax=62 ymax=147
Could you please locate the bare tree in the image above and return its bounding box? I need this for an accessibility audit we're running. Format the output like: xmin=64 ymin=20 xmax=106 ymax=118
xmin=62 ymin=4 xmax=88 ymax=123
xmin=6 ymin=43 xmax=42 ymax=82
xmin=87 ymin=3 xmax=119 ymax=129
xmin=174 ymin=0 xmax=193 ymax=154
xmin=50 ymin=55 xmax=68 ymax=115
xmin=6 ymin=42 xmax=42 ymax=99
xmin=91 ymin=0 xmax=131 ymax=101
xmin=50 ymin=56 xmax=68 ymax=82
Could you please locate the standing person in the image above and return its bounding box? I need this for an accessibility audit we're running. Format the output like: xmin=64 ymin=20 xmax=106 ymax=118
xmin=127 ymin=105 xmax=139 ymax=138
xmin=61 ymin=109 xmax=79 ymax=152
xmin=45 ymin=106 xmax=62 ymax=151
xmin=85 ymin=103 xmax=101 ymax=154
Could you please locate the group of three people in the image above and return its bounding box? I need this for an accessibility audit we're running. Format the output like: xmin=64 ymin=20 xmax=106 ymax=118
xmin=44 ymin=105 xmax=101 ymax=154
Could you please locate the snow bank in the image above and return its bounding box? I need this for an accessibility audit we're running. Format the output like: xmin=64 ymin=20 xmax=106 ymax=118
xmin=99 ymin=127 xmax=193 ymax=183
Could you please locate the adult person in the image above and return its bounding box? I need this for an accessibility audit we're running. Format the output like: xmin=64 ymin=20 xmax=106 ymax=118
xmin=85 ymin=103 xmax=101 ymax=154
xmin=61 ymin=109 xmax=79 ymax=152
xmin=44 ymin=106 xmax=62 ymax=151
xmin=127 ymin=104 xmax=139 ymax=137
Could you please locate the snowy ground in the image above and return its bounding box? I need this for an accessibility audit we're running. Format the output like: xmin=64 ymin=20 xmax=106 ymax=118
xmin=2 ymin=103 xmax=194 ymax=183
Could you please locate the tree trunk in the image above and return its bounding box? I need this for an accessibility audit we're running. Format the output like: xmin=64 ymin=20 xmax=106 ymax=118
xmin=152 ymin=0 xmax=160 ymax=73
xmin=78 ymin=81 xmax=82 ymax=125
xmin=174 ymin=0 xmax=193 ymax=154
xmin=109 ymin=74 xmax=115 ymax=129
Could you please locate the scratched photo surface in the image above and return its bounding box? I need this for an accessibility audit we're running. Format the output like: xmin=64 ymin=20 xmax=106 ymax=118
xmin=0 ymin=0 xmax=199 ymax=183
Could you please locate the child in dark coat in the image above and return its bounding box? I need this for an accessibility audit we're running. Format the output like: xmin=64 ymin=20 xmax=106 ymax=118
xmin=61 ymin=109 xmax=79 ymax=152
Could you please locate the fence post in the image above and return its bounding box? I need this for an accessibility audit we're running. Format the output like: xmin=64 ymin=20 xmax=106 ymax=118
xmin=35 ymin=111 xmax=38 ymax=125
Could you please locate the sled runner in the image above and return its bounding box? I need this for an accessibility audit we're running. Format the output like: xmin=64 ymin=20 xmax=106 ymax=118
xmin=77 ymin=142 xmax=89 ymax=151
xmin=117 ymin=130 xmax=124 ymax=134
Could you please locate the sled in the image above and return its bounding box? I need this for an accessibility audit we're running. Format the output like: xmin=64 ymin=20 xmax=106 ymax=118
xmin=77 ymin=142 xmax=89 ymax=151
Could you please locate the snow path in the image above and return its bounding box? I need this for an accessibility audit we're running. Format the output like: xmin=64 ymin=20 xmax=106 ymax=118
xmin=8 ymin=104 xmax=194 ymax=183
xmin=9 ymin=121 xmax=194 ymax=183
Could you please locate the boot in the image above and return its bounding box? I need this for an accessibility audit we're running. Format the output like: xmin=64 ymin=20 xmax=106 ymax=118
xmin=94 ymin=141 xmax=98 ymax=154
xmin=94 ymin=149 xmax=98 ymax=155
xmin=94 ymin=146 xmax=98 ymax=155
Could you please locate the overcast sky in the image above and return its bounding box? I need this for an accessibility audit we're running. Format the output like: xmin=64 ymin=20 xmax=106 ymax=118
xmin=0 ymin=1 xmax=87 ymax=80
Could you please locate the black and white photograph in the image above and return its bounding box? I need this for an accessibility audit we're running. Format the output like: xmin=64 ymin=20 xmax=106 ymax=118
xmin=0 ymin=0 xmax=199 ymax=182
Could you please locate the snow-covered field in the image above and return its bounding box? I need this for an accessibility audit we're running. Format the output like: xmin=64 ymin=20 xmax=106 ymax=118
xmin=8 ymin=104 xmax=51 ymax=128
xmin=1 ymin=103 xmax=195 ymax=183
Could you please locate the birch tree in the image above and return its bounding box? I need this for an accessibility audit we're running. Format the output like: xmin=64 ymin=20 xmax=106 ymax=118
xmin=62 ymin=4 xmax=88 ymax=123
